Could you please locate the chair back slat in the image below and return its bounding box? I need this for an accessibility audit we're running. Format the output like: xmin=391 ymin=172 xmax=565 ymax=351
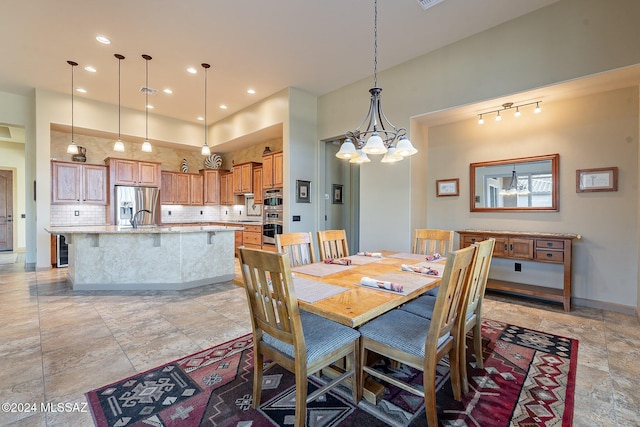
xmin=412 ymin=229 xmax=454 ymax=256
xmin=276 ymin=232 xmax=316 ymax=266
xmin=425 ymin=245 xmax=477 ymax=352
xmin=238 ymin=247 xmax=303 ymax=348
xmin=317 ymin=229 xmax=349 ymax=260
xmin=464 ymin=239 xmax=496 ymax=318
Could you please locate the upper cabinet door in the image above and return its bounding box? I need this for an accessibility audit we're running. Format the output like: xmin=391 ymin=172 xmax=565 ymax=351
xmin=262 ymin=155 xmax=274 ymax=189
xmin=52 ymin=161 xmax=82 ymax=203
xmin=82 ymin=165 xmax=107 ymax=204
xmin=203 ymin=170 xmax=220 ymax=205
xmin=190 ymin=174 xmax=204 ymax=206
xmin=138 ymin=162 xmax=160 ymax=187
xmin=111 ymin=159 xmax=138 ymax=185
xmin=273 ymin=152 xmax=283 ymax=188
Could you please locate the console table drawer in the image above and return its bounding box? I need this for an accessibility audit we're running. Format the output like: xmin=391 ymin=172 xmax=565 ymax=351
xmin=536 ymin=239 xmax=564 ymax=250
xmin=462 ymin=236 xmax=484 ymax=246
xmin=535 ymin=250 xmax=564 ymax=263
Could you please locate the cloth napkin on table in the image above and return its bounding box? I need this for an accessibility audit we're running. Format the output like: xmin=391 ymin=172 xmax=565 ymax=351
xmin=425 ymin=253 xmax=442 ymax=262
xmin=401 ymin=264 xmax=440 ymax=276
xmin=323 ymin=258 xmax=352 ymax=265
xmin=356 ymin=251 xmax=382 ymax=257
xmin=360 ymin=277 xmax=403 ymax=293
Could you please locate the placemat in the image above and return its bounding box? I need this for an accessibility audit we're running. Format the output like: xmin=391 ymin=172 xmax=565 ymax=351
xmin=291 ymin=262 xmax=356 ymax=277
xmin=293 ymin=277 xmax=348 ymax=303
xmin=346 ymin=254 xmax=385 ymax=265
xmin=358 ymin=272 xmax=437 ymax=295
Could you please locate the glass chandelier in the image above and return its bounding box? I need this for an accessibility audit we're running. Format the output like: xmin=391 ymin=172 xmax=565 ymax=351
xmin=336 ymin=0 xmax=417 ymax=164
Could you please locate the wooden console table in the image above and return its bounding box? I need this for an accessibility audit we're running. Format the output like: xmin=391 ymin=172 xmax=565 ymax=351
xmin=457 ymin=230 xmax=581 ymax=311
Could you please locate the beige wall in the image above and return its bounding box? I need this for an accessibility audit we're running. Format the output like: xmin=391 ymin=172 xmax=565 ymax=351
xmin=425 ymin=87 xmax=638 ymax=308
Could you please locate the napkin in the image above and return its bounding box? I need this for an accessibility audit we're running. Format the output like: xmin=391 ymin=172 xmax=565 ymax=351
xmin=360 ymin=277 xmax=403 ymax=293
xmin=425 ymin=253 xmax=442 ymax=262
xmin=356 ymin=251 xmax=382 ymax=257
xmin=401 ymin=264 xmax=440 ymax=276
xmin=323 ymin=258 xmax=352 ymax=265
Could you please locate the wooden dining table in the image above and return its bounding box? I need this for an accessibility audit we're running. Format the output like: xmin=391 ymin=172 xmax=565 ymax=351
xmin=291 ymin=250 xmax=444 ymax=328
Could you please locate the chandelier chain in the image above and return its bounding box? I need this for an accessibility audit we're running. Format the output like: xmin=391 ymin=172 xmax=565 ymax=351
xmin=373 ymin=0 xmax=378 ymax=88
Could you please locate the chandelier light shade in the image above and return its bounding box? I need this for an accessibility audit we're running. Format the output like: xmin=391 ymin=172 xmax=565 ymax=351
xmin=141 ymin=54 xmax=153 ymax=153
xmin=478 ymin=101 xmax=542 ymax=124
xmin=201 ymin=63 xmax=211 ymax=156
xmin=113 ymin=54 xmax=126 ymax=152
xmin=66 ymin=60 xmax=79 ymax=155
xmin=337 ymin=0 xmax=416 ymax=164
xmin=499 ymin=165 xmax=531 ymax=196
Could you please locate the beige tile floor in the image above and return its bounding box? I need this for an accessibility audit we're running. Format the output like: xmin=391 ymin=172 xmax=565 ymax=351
xmin=0 ymin=257 xmax=638 ymax=427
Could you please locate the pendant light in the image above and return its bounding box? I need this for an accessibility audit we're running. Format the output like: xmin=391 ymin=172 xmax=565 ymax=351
xmin=66 ymin=60 xmax=79 ymax=154
xmin=201 ymin=63 xmax=211 ymax=156
xmin=113 ymin=54 xmax=126 ymax=152
xmin=336 ymin=0 xmax=417 ymax=163
xmin=141 ymin=54 xmax=153 ymax=153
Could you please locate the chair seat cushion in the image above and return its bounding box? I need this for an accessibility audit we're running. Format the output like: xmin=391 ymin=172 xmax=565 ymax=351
xmin=262 ymin=310 xmax=360 ymax=365
xmin=425 ymin=285 xmax=439 ymax=297
xmin=399 ymin=295 xmax=437 ymax=319
xmin=358 ymin=309 xmax=450 ymax=359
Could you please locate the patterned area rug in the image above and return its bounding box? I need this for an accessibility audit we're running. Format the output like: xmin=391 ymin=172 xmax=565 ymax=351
xmin=86 ymin=319 xmax=578 ymax=426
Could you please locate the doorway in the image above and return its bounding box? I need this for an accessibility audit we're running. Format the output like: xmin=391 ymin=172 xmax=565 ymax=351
xmin=322 ymin=140 xmax=360 ymax=253
xmin=0 ymin=170 xmax=14 ymax=251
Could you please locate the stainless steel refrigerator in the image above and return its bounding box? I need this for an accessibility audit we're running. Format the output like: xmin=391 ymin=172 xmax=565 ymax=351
xmin=114 ymin=186 xmax=160 ymax=227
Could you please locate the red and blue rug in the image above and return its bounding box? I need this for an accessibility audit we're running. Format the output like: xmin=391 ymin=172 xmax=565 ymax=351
xmin=86 ymin=318 xmax=578 ymax=426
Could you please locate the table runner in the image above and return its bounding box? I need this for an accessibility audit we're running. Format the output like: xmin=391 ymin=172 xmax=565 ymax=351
xmin=291 ymin=262 xmax=355 ymax=277
xmin=293 ymin=277 xmax=348 ymax=303
xmin=358 ymin=271 xmax=437 ymax=295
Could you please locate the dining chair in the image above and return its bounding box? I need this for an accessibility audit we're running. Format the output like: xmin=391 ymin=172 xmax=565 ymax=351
xmin=237 ymin=247 xmax=361 ymax=427
xmin=317 ymin=229 xmax=350 ymax=261
xmin=412 ymin=228 xmax=455 ymax=256
xmin=276 ymin=232 xmax=316 ymax=266
xmin=457 ymin=238 xmax=495 ymax=392
xmin=358 ymin=244 xmax=477 ymax=427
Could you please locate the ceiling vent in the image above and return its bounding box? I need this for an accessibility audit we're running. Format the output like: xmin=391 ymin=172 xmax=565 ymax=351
xmin=139 ymin=86 xmax=157 ymax=95
xmin=417 ymin=0 xmax=445 ymax=11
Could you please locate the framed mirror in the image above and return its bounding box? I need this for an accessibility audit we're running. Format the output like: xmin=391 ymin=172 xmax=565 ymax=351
xmin=470 ymin=153 xmax=559 ymax=212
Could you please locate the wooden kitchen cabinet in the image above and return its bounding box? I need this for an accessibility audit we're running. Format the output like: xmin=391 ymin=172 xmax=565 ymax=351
xmin=220 ymin=171 xmax=235 ymax=205
xmin=242 ymin=224 xmax=262 ymax=250
xmin=262 ymin=151 xmax=283 ymax=189
xmin=105 ymin=158 xmax=161 ymax=187
xmin=203 ymin=170 xmax=221 ymax=205
xmin=190 ymin=174 xmax=204 ymax=205
xmin=253 ymin=166 xmax=263 ymax=204
xmin=232 ymin=162 xmax=261 ymax=194
xmin=458 ymin=230 xmax=581 ymax=311
xmin=51 ymin=161 xmax=107 ymax=205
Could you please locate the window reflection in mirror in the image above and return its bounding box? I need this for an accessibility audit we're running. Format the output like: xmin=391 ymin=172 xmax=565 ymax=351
xmin=470 ymin=154 xmax=559 ymax=212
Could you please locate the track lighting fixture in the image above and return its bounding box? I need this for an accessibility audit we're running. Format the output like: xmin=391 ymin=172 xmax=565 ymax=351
xmin=477 ymin=101 xmax=542 ymax=124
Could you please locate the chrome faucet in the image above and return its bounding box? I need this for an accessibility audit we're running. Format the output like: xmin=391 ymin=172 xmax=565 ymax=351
xmin=130 ymin=209 xmax=152 ymax=228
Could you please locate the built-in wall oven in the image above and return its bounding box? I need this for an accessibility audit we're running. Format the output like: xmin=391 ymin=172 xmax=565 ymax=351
xmin=263 ymin=189 xmax=283 ymax=246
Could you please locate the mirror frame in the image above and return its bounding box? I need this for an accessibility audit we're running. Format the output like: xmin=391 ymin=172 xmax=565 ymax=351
xmin=470 ymin=153 xmax=559 ymax=212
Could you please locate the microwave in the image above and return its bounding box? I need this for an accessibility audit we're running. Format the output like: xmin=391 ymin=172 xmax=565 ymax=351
xmin=264 ymin=189 xmax=283 ymax=209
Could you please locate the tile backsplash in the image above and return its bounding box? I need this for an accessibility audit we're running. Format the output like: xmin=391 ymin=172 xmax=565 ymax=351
xmin=50 ymin=205 xmax=107 ymax=226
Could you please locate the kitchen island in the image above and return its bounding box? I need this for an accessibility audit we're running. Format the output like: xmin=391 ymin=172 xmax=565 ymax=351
xmin=46 ymin=225 xmax=242 ymax=291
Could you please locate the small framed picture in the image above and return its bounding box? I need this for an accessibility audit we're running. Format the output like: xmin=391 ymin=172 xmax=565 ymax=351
xmin=436 ymin=178 xmax=459 ymax=197
xmin=576 ymin=167 xmax=618 ymax=192
xmin=332 ymin=184 xmax=343 ymax=204
xmin=296 ymin=180 xmax=311 ymax=203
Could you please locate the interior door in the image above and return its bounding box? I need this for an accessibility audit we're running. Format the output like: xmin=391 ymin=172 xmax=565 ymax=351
xmin=0 ymin=170 xmax=14 ymax=251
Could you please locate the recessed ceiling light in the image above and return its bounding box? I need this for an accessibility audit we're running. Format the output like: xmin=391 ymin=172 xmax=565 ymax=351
xmin=187 ymin=67 xmax=197 ymax=74
xmin=197 ymin=116 xmax=204 ymax=121
xmin=146 ymin=104 xmax=154 ymax=109
xmin=76 ymin=88 xmax=87 ymax=93
xmin=163 ymin=88 xmax=173 ymax=94
xmin=96 ymin=35 xmax=111 ymax=44
xmin=247 ymin=89 xmax=256 ymax=95
xmin=84 ymin=66 xmax=96 ymax=73
xmin=219 ymin=104 xmax=228 ymax=110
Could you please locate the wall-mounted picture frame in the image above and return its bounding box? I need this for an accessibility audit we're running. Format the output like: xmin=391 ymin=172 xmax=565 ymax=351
xmin=436 ymin=178 xmax=459 ymax=197
xmin=332 ymin=184 xmax=343 ymax=204
xmin=576 ymin=167 xmax=618 ymax=192
xmin=296 ymin=180 xmax=311 ymax=203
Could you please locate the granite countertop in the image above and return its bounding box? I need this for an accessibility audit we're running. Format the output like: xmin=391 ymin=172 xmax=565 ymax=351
xmin=46 ymin=225 xmax=244 ymax=235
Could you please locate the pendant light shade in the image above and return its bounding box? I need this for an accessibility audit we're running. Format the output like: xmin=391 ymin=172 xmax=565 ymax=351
xmin=335 ymin=138 xmax=357 ymax=159
xmin=141 ymin=54 xmax=153 ymax=153
xmin=66 ymin=60 xmax=79 ymax=155
xmin=113 ymin=54 xmax=125 ymax=152
xmin=201 ymin=63 xmax=211 ymax=156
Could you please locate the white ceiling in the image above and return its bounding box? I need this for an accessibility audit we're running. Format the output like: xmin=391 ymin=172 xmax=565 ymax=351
xmin=0 ymin=0 xmax=560 ymax=129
